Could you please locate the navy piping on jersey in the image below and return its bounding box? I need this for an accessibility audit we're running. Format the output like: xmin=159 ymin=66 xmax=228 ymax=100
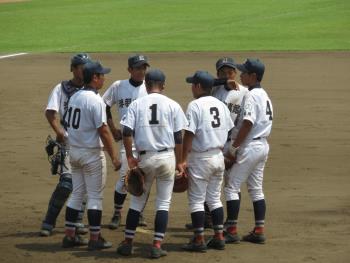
xmin=129 ymin=78 xmax=143 ymax=87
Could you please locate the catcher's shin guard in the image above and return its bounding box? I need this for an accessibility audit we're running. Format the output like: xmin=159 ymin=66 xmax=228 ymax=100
xmin=42 ymin=175 xmax=72 ymax=227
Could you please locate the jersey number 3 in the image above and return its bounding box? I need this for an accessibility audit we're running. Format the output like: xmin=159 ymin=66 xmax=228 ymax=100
xmin=210 ymin=107 xmax=221 ymax=128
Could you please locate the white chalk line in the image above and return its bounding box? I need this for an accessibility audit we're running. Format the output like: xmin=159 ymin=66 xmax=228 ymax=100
xmin=0 ymin=52 xmax=28 ymax=59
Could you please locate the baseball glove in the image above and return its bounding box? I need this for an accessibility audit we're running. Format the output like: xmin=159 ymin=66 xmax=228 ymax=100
xmin=173 ymin=170 xmax=188 ymax=193
xmin=124 ymin=167 xmax=145 ymax=196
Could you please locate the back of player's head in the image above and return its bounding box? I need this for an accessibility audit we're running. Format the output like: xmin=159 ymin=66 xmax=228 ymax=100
xmin=236 ymin=58 xmax=265 ymax=81
xmin=71 ymin=53 xmax=91 ymax=68
xmin=83 ymin=61 xmax=111 ymax=84
xmin=128 ymin=54 xmax=150 ymax=68
xmin=145 ymin=69 xmax=166 ymax=88
xmin=186 ymin=70 xmax=214 ymax=91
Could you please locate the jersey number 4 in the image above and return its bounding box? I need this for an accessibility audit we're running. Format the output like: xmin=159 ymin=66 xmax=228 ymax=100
xmin=210 ymin=107 xmax=221 ymax=128
xmin=64 ymin=107 xmax=81 ymax=129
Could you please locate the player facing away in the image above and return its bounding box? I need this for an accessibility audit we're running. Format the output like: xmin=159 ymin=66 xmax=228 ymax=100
xmin=40 ymin=53 xmax=91 ymax=237
xmin=117 ymin=69 xmax=187 ymax=258
xmin=102 ymin=54 xmax=149 ymax=229
xmin=180 ymin=71 xmax=234 ymax=252
xmin=225 ymin=58 xmax=273 ymax=244
xmin=62 ymin=61 xmax=121 ymax=250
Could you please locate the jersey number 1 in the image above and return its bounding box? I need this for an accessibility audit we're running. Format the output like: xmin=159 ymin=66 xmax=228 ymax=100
xmin=149 ymin=104 xmax=159 ymax=124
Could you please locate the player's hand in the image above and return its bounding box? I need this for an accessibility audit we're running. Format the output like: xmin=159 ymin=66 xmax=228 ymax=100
xmin=226 ymin=80 xmax=240 ymax=91
xmin=176 ymin=163 xmax=185 ymax=175
xmin=112 ymin=128 xmax=122 ymax=142
xmin=113 ymin=158 xmax=122 ymax=171
xmin=127 ymin=156 xmax=139 ymax=169
xmin=56 ymin=130 xmax=65 ymax=143
xmin=224 ymin=156 xmax=235 ymax=170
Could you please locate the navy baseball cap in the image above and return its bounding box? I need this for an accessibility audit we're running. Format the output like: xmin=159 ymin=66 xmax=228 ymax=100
xmin=145 ymin=69 xmax=166 ymax=83
xmin=186 ymin=71 xmax=214 ymax=89
xmin=83 ymin=61 xmax=111 ymax=80
xmin=236 ymin=58 xmax=265 ymax=79
xmin=216 ymin=57 xmax=236 ymax=71
xmin=71 ymin=53 xmax=91 ymax=67
xmin=128 ymin=54 xmax=150 ymax=68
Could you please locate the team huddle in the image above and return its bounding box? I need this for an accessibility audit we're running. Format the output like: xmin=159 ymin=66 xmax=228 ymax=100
xmin=41 ymin=53 xmax=273 ymax=258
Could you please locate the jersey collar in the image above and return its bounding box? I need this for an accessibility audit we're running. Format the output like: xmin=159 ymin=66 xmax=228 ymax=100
xmin=248 ymin=83 xmax=262 ymax=91
xmin=129 ymin=78 xmax=143 ymax=87
xmin=82 ymin=85 xmax=98 ymax=94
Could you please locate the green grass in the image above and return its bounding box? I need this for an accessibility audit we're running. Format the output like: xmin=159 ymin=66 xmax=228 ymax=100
xmin=0 ymin=0 xmax=349 ymax=52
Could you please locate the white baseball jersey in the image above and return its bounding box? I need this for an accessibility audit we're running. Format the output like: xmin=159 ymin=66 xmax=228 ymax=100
xmin=234 ymin=85 xmax=273 ymax=146
xmin=102 ymin=79 xmax=147 ymax=122
xmin=185 ymin=96 xmax=234 ymax=152
xmin=65 ymin=88 xmax=107 ymax=148
xmin=212 ymin=84 xmax=248 ymax=123
xmin=121 ymin=93 xmax=187 ymax=151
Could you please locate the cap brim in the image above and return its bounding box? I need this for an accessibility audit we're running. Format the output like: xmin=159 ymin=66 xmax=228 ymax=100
xmin=236 ymin=64 xmax=248 ymax=73
xmin=100 ymin=67 xmax=111 ymax=74
xmin=217 ymin=63 xmax=236 ymax=71
xmin=186 ymin=76 xmax=195 ymax=84
xmin=131 ymin=61 xmax=150 ymax=68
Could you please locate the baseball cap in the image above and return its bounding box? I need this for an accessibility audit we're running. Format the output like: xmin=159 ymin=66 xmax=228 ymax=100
xmin=128 ymin=54 xmax=150 ymax=68
xmin=71 ymin=53 xmax=91 ymax=66
xmin=186 ymin=71 xmax=214 ymax=89
xmin=83 ymin=61 xmax=111 ymax=83
xmin=236 ymin=58 xmax=265 ymax=79
xmin=216 ymin=57 xmax=236 ymax=71
xmin=145 ymin=69 xmax=166 ymax=83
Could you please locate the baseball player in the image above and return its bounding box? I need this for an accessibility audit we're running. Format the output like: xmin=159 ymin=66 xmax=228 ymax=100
xmin=40 ymin=53 xmax=91 ymax=237
xmin=181 ymin=71 xmax=234 ymax=252
xmin=62 ymin=61 xmax=122 ymax=250
xmin=185 ymin=57 xmax=248 ymax=231
xmin=117 ymin=69 xmax=187 ymax=258
xmin=225 ymin=58 xmax=273 ymax=244
xmin=102 ymin=54 xmax=149 ymax=229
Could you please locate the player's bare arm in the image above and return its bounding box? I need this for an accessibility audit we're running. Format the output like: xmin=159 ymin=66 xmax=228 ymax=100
xmin=174 ymin=130 xmax=184 ymax=173
xmin=98 ymin=124 xmax=121 ymax=171
xmin=180 ymin=130 xmax=195 ymax=170
xmin=45 ymin=109 xmax=65 ymax=143
xmin=106 ymin=105 xmax=122 ymax=141
xmin=122 ymin=126 xmax=138 ymax=169
xmin=228 ymin=120 xmax=253 ymax=160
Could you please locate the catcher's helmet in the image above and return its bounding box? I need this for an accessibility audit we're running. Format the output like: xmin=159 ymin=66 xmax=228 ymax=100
xmin=71 ymin=53 xmax=91 ymax=67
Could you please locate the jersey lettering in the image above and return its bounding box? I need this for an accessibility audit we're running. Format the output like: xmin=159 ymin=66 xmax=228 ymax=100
xmin=210 ymin=107 xmax=221 ymax=128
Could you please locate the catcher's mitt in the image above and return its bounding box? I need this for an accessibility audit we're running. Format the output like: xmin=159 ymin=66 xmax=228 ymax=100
xmin=124 ymin=167 xmax=145 ymax=196
xmin=173 ymin=170 xmax=188 ymax=193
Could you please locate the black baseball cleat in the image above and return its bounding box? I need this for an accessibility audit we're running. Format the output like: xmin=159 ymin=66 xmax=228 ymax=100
xmin=62 ymin=235 xmax=88 ymax=248
xmin=150 ymin=246 xmax=168 ymax=258
xmin=109 ymin=212 xmax=121 ymax=230
xmin=87 ymin=235 xmax=112 ymax=251
xmin=182 ymin=237 xmax=207 ymax=252
xmin=242 ymin=231 xmax=266 ymax=244
xmin=206 ymin=236 xmax=225 ymax=250
xmin=224 ymin=231 xmax=241 ymax=244
xmin=117 ymin=241 xmax=133 ymax=256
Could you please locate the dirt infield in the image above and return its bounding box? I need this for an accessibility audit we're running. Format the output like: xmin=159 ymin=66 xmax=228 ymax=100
xmin=0 ymin=52 xmax=349 ymax=263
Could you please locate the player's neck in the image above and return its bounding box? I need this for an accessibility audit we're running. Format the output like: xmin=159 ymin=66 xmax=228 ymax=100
xmin=129 ymin=78 xmax=143 ymax=87
xmin=248 ymin=82 xmax=261 ymax=91
xmin=71 ymin=78 xmax=83 ymax=87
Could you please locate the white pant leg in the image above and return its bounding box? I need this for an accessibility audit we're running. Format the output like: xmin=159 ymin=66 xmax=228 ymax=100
xmin=247 ymin=142 xmax=269 ymax=202
xmin=129 ymin=151 xmax=175 ymax=212
xmin=67 ymin=148 xmax=87 ymax=211
xmin=84 ymin=150 xmax=106 ymax=211
xmin=205 ymin=152 xmax=225 ymax=212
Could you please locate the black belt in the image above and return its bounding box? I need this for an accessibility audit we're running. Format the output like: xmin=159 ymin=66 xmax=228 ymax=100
xmin=139 ymin=148 xmax=168 ymax=155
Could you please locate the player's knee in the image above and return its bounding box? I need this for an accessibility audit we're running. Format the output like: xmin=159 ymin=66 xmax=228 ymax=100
xmin=155 ymin=198 xmax=170 ymax=211
xmin=115 ymin=180 xmax=127 ymax=194
xmin=248 ymin=188 xmax=264 ymax=202
xmin=206 ymin=200 xmax=223 ymax=212
xmin=189 ymin=202 xmax=205 ymax=213
xmin=58 ymin=174 xmax=73 ymax=192
xmin=86 ymin=197 xmax=103 ymax=210
xmin=224 ymin=186 xmax=240 ymax=201
xmin=129 ymin=202 xmax=143 ymax=213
